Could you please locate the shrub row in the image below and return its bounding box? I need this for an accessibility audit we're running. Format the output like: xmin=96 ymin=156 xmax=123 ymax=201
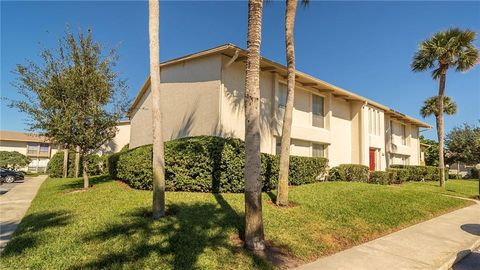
xmin=328 ymin=164 xmax=369 ymax=182
xmin=328 ymin=164 xmax=449 ymax=185
xmin=108 ymin=136 xmax=329 ymax=193
xmin=388 ymin=165 xmax=448 ymax=181
xmin=47 ymin=151 xmax=107 ymax=178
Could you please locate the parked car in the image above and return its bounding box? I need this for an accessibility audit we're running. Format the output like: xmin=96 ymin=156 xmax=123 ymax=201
xmin=0 ymin=168 xmax=25 ymax=183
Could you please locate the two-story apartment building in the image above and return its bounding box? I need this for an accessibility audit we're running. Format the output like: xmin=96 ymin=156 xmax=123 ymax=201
xmin=0 ymin=122 xmax=131 ymax=172
xmin=128 ymin=44 xmax=430 ymax=170
xmin=0 ymin=130 xmax=60 ymax=172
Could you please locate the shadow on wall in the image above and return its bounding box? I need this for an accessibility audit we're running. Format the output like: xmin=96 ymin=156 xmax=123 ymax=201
xmin=169 ymin=99 xmax=235 ymax=141
xmin=74 ymin=196 xmax=270 ymax=269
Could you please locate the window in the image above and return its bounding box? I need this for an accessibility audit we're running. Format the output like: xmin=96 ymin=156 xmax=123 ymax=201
xmin=278 ymin=83 xmax=287 ymax=108
xmin=27 ymin=143 xmax=38 ymax=155
xmin=312 ymin=94 xmax=324 ymax=128
xmin=390 ymin=154 xmax=410 ymax=165
xmin=401 ymin=124 xmax=407 ymax=145
xmin=39 ymin=144 xmax=49 ymax=155
xmin=312 ymin=143 xmax=326 ymax=158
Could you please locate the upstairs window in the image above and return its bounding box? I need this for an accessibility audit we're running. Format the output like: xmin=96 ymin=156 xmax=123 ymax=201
xmin=278 ymin=83 xmax=287 ymax=109
xmin=401 ymin=124 xmax=407 ymax=145
xmin=39 ymin=144 xmax=49 ymax=154
xmin=27 ymin=143 xmax=38 ymax=155
xmin=312 ymin=94 xmax=324 ymax=128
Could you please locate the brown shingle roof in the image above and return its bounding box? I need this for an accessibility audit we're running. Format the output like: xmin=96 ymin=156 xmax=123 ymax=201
xmin=0 ymin=130 xmax=51 ymax=143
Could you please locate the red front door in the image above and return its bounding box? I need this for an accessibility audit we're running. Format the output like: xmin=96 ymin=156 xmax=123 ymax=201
xmin=369 ymin=148 xmax=376 ymax=171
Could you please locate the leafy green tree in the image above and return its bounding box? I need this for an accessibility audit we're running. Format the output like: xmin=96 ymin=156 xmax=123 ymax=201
xmin=445 ymin=123 xmax=480 ymax=165
xmin=0 ymin=151 xmax=31 ymax=169
xmin=420 ymin=136 xmax=439 ymax=166
xmin=412 ymin=28 xmax=479 ymax=187
xmin=11 ymin=29 xmax=128 ymax=188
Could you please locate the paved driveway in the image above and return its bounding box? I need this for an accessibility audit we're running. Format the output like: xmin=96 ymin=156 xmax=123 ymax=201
xmin=0 ymin=175 xmax=47 ymax=253
xmin=0 ymin=180 xmax=25 ymax=196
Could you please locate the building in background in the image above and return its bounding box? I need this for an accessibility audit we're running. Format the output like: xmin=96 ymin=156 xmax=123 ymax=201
xmin=128 ymin=44 xmax=430 ymax=171
xmin=0 ymin=130 xmax=60 ymax=172
xmin=0 ymin=121 xmax=131 ymax=172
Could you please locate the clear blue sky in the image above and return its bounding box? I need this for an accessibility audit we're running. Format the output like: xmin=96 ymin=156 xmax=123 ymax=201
xmin=1 ymin=1 xmax=479 ymax=140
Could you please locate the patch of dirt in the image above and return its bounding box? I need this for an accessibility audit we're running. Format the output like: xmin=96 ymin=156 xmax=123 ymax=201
xmin=229 ymin=235 xmax=302 ymax=269
xmin=66 ymin=188 xmax=89 ymax=194
xmin=266 ymin=200 xmax=299 ymax=209
xmin=115 ymin=180 xmax=131 ymax=189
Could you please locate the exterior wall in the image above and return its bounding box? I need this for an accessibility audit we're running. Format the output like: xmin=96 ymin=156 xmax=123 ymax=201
xmin=219 ymin=56 xmax=275 ymax=153
xmin=129 ymin=55 xmax=223 ymax=149
xmin=385 ymin=115 xmax=421 ymax=166
xmin=98 ymin=123 xmax=131 ymax=154
xmin=129 ymin=53 xmax=425 ymax=170
xmin=0 ymin=140 xmax=58 ymax=172
xmin=0 ymin=140 xmax=28 ymax=155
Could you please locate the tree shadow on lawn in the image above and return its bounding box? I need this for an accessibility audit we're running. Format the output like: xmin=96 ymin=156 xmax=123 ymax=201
xmin=1 ymin=210 xmax=71 ymax=257
xmin=76 ymin=195 xmax=271 ymax=269
xmin=57 ymin=175 xmax=112 ymax=191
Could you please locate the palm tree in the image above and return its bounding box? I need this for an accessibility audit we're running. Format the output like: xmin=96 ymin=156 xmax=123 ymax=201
xmin=149 ymin=0 xmax=165 ymax=219
xmin=276 ymin=0 xmax=308 ymax=206
xmin=244 ymin=0 xmax=265 ymax=251
xmin=420 ymin=96 xmax=457 ymax=119
xmin=412 ymin=28 xmax=479 ymax=187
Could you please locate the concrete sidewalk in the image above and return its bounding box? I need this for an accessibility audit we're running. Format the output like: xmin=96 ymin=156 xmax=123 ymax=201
xmin=295 ymin=201 xmax=480 ymax=270
xmin=0 ymin=175 xmax=47 ymax=253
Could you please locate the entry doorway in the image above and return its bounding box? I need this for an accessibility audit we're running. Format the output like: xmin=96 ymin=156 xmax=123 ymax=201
xmin=369 ymin=148 xmax=377 ymax=171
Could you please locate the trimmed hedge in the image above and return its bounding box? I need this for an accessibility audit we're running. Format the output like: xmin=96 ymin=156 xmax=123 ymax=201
xmin=47 ymin=151 xmax=107 ymax=178
xmin=369 ymin=171 xmax=389 ymax=185
xmin=108 ymin=136 xmax=329 ymax=193
xmin=329 ymin=164 xmax=369 ymax=182
xmin=389 ymin=165 xmax=448 ymax=181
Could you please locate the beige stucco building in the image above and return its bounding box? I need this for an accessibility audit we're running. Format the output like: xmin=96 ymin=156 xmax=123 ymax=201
xmin=1 ymin=122 xmax=131 ymax=172
xmin=128 ymin=44 xmax=430 ymax=171
xmin=0 ymin=130 xmax=60 ymax=172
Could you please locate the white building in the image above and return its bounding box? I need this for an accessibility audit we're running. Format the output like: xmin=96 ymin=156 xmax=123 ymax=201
xmin=128 ymin=44 xmax=430 ymax=171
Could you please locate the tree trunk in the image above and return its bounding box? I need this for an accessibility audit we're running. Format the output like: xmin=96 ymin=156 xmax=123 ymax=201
xmin=62 ymin=148 xmax=68 ymax=178
xmin=244 ymin=0 xmax=265 ymax=251
xmin=149 ymin=0 xmax=166 ymax=219
xmin=437 ymin=69 xmax=447 ymax=187
xmin=74 ymin=145 xmax=80 ymax=178
xmin=276 ymin=0 xmax=298 ymax=206
xmin=82 ymin=153 xmax=89 ymax=188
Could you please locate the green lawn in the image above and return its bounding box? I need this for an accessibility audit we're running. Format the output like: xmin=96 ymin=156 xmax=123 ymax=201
xmin=403 ymin=179 xmax=479 ymax=199
xmin=0 ymin=177 xmax=473 ymax=269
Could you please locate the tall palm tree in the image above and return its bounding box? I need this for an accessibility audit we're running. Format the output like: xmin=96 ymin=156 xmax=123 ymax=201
xmin=276 ymin=0 xmax=308 ymax=206
xmin=149 ymin=0 xmax=165 ymax=219
xmin=412 ymin=28 xmax=479 ymax=187
xmin=244 ymin=0 xmax=265 ymax=251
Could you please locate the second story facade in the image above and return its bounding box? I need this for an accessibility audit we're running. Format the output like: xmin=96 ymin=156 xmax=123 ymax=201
xmin=128 ymin=44 xmax=430 ymax=170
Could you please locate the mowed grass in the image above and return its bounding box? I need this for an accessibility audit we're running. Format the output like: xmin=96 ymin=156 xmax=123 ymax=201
xmin=0 ymin=177 xmax=473 ymax=269
xmin=403 ymin=179 xmax=479 ymax=199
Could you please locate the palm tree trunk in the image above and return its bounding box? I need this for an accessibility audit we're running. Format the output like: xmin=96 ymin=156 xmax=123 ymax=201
xmin=244 ymin=0 xmax=265 ymax=251
xmin=437 ymin=69 xmax=447 ymax=187
xmin=62 ymin=148 xmax=68 ymax=178
xmin=82 ymin=152 xmax=89 ymax=188
xmin=74 ymin=145 xmax=80 ymax=178
xmin=276 ymin=0 xmax=298 ymax=206
xmin=149 ymin=0 xmax=165 ymax=219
